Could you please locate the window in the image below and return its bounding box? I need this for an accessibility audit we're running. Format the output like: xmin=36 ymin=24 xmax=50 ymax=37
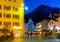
xmin=0 ymin=21 xmax=2 ymax=25
xmin=8 ymin=0 xmax=12 ymax=1
xmin=4 ymin=22 xmax=11 ymax=26
xmin=13 ymin=7 xmax=18 ymax=11
xmin=13 ymin=14 xmax=19 ymax=19
xmin=4 ymin=6 xmax=11 ymax=10
xmin=4 ymin=14 xmax=11 ymax=18
xmin=13 ymin=0 xmax=16 ymax=2
xmin=13 ymin=22 xmax=19 ymax=26
xmin=5 ymin=0 xmax=16 ymax=2
xmin=0 ymin=13 xmax=2 ymax=17
xmin=5 ymin=0 xmax=7 ymax=1
xmin=5 ymin=0 xmax=12 ymax=1
xmin=0 ymin=5 xmax=1 ymax=9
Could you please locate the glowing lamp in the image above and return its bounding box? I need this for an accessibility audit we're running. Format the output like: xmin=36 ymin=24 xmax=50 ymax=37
xmin=13 ymin=26 xmax=22 ymax=29
xmin=21 ymin=3 xmax=24 ymax=6
xmin=25 ymin=6 xmax=28 ymax=10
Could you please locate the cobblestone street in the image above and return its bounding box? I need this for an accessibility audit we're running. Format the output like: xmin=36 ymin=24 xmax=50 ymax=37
xmin=0 ymin=36 xmax=60 ymax=42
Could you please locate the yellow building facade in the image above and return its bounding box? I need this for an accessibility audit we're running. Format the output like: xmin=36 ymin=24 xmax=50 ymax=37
xmin=57 ymin=13 xmax=60 ymax=26
xmin=0 ymin=0 xmax=24 ymax=37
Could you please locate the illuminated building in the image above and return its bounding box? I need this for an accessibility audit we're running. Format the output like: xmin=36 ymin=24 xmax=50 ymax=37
xmin=36 ymin=23 xmax=42 ymax=32
xmin=0 ymin=0 xmax=24 ymax=37
xmin=41 ymin=19 xmax=48 ymax=30
xmin=36 ymin=19 xmax=48 ymax=31
xmin=58 ymin=14 xmax=60 ymax=26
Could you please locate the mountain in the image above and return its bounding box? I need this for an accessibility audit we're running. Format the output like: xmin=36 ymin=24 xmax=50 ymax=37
xmin=24 ymin=5 xmax=60 ymax=24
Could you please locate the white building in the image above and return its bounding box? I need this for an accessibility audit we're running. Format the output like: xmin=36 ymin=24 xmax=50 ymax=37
xmin=36 ymin=22 xmax=42 ymax=32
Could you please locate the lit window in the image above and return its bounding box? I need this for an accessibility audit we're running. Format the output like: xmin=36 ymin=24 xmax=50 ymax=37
xmin=0 ymin=21 xmax=2 ymax=25
xmin=13 ymin=7 xmax=18 ymax=11
xmin=13 ymin=0 xmax=16 ymax=2
xmin=0 ymin=5 xmax=1 ymax=9
xmin=4 ymin=22 xmax=11 ymax=26
xmin=4 ymin=6 xmax=11 ymax=10
xmin=5 ymin=0 xmax=7 ymax=1
xmin=0 ymin=13 xmax=2 ymax=17
xmin=13 ymin=22 xmax=19 ymax=26
xmin=4 ymin=14 xmax=11 ymax=18
xmin=13 ymin=14 xmax=19 ymax=19
xmin=8 ymin=0 xmax=12 ymax=1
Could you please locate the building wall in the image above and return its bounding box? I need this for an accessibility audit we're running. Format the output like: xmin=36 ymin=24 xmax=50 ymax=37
xmin=36 ymin=23 xmax=42 ymax=31
xmin=41 ymin=19 xmax=48 ymax=30
xmin=48 ymin=20 xmax=58 ymax=30
xmin=0 ymin=0 xmax=24 ymax=37
xmin=58 ymin=17 xmax=60 ymax=26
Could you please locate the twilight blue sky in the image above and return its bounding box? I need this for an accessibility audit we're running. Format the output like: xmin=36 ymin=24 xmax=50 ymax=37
xmin=24 ymin=0 xmax=60 ymax=14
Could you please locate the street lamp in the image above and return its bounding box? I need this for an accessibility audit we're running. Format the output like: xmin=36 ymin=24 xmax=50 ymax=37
xmin=21 ymin=3 xmax=24 ymax=7
xmin=25 ymin=6 xmax=28 ymax=10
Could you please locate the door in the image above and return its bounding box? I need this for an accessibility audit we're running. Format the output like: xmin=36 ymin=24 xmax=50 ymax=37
xmin=13 ymin=30 xmax=21 ymax=37
xmin=15 ymin=31 xmax=21 ymax=37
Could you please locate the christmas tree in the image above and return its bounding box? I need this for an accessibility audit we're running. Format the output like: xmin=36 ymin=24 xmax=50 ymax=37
xmin=27 ymin=18 xmax=35 ymax=32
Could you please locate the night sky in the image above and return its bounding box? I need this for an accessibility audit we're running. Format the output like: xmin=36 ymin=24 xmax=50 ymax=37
xmin=24 ymin=0 xmax=60 ymax=14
